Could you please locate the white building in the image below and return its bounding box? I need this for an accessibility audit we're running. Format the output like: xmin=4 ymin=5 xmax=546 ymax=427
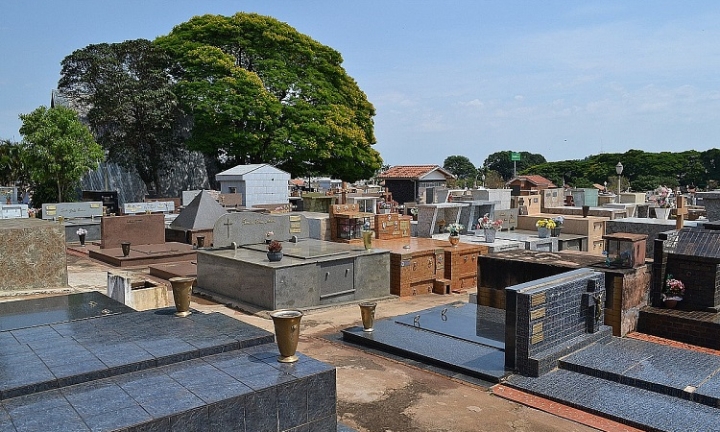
xmin=215 ymin=164 xmax=290 ymax=208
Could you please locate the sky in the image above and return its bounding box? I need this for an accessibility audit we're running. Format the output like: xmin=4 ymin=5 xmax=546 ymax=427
xmin=2 ymin=1 xmax=720 ymax=168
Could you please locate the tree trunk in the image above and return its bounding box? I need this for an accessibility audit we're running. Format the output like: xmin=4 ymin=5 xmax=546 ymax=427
xmin=57 ymin=179 xmax=62 ymax=202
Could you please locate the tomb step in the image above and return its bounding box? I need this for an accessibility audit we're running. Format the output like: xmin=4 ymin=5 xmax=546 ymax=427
xmin=556 ymin=336 xmax=720 ymax=408
xmin=341 ymin=311 xmax=508 ymax=383
xmin=504 ymin=368 xmax=720 ymax=432
xmin=0 ymin=345 xmax=337 ymax=432
xmin=0 ymin=308 xmax=273 ymax=400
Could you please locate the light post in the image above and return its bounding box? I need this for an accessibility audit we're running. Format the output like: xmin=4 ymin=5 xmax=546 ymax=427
xmin=615 ymin=162 xmax=623 ymax=203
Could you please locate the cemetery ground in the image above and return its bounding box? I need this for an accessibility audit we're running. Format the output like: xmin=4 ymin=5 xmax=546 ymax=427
xmin=1 ymin=250 xmax=630 ymax=432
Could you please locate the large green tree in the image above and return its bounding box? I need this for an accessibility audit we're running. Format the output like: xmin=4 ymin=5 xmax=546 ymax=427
xmin=443 ymin=155 xmax=478 ymax=183
xmin=0 ymin=139 xmax=27 ymax=187
xmin=483 ymin=151 xmax=547 ymax=181
xmin=57 ymin=39 xmax=186 ymax=193
xmin=155 ymin=13 xmax=381 ymax=182
xmin=19 ymin=106 xmax=103 ymax=202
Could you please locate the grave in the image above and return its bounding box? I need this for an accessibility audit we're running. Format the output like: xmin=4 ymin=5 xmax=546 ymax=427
xmin=0 ymin=292 xmax=339 ymax=431
xmin=0 ymin=204 xmax=28 ymax=219
xmin=195 ymin=213 xmax=390 ymax=310
xmin=606 ymin=216 xmax=700 ymax=257
xmin=0 ymin=218 xmax=67 ymax=292
xmin=122 ymin=200 xmax=176 ymax=215
xmin=165 ymin=190 xmax=228 ymax=246
xmin=107 ymin=271 xmax=168 ymax=310
xmin=415 ymin=202 xmax=468 ymax=237
xmin=455 ymin=200 xmax=497 ymax=234
xmin=41 ymin=201 xmax=104 ymax=243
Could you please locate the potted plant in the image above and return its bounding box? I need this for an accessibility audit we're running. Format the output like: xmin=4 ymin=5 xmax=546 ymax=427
xmin=653 ymin=186 xmax=673 ymax=219
xmin=551 ymin=216 xmax=564 ymax=237
xmin=661 ymin=274 xmax=685 ymax=308
xmin=478 ymin=213 xmax=503 ymax=243
xmin=445 ymin=222 xmax=464 ymax=246
xmin=76 ymin=228 xmax=87 ymax=246
xmin=267 ymin=240 xmax=283 ymax=262
xmin=535 ymin=218 xmax=556 ymax=238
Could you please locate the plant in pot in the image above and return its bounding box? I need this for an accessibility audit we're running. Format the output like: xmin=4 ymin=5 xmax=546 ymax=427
xmin=551 ymin=216 xmax=564 ymax=236
xmin=445 ymin=222 xmax=464 ymax=246
xmin=535 ymin=218 xmax=556 ymax=238
xmin=76 ymin=228 xmax=87 ymax=246
xmin=267 ymin=240 xmax=283 ymax=262
xmin=653 ymin=185 xmax=673 ymax=219
xmin=661 ymin=274 xmax=685 ymax=308
xmin=478 ymin=213 xmax=503 ymax=243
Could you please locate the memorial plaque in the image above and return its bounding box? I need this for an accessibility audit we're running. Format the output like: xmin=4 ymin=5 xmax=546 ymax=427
xmin=530 ymin=307 xmax=546 ymax=320
xmin=0 ymin=204 xmax=28 ymax=219
xmin=213 ymin=212 xmax=310 ymax=247
xmin=123 ymin=201 xmax=175 ymax=214
xmin=100 ymin=214 xmax=165 ymax=249
xmin=531 ymin=292 xmax=546 ymax=307
xmin=42 ymin=202 xmax=103 ymax=219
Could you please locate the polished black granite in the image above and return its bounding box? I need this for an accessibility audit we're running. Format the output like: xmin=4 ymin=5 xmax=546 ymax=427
xmin=0 ymin=294 xmax=340 ymax=431
xmin=342 ymin=303 xmax=509 ymax=382
xmin=0 ymin=291 xmax=133 ymax=331
xmin=505 ymin=337 xmax=720 ymax=431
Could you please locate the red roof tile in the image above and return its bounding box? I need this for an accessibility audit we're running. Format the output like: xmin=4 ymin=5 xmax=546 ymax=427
xmin=510 ymin=175 xmax=556 ymax=187
xmin=378 ymin=165 xmax=454 ymax=179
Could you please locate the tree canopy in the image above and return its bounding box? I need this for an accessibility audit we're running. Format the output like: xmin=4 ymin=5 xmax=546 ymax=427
xmin=19 ymin=106 xmax=103 ymax=202
xmin=155 ymin=13 xmax=381 ymax=182
xmin=483 ymin=151 xmax=547 ymax=181
xmin=443 ymin=155 xmax=478 ymax=182
xmin=57 ymin=39 xmax=186 ymax=193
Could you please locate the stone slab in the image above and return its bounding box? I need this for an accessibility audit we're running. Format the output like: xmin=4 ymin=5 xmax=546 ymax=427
xmin=342 ymin=303 xmax=509 ymax=383
xmin=213 ymin=212 xmax=310 ymax=248
xmin=41 ymin=202 xmax=103 ymax=220
xmin=0 ymin=204 xmax=28 ymax=219
xmin=89 ymin=242 xmax=196 ymax=268
xmin=148 ymin=261 xmax=198 ymax=281
xmin=122 ymin=201 xmax=176 ymax=214
xmin=100 ymin=213 xmax=166 ymax=249
xmin=0 ymin=218 xmax=68 ymax=292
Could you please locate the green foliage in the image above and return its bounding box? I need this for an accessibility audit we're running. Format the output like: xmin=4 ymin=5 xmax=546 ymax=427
xmin=155 ymin=13 xmax=381 ymax=182
xmin=19 ymin=106 xmax=103 ymax=202
xmin=483 ymin=151 xmax=547 ymax=181
xmin=0 ymin=139 xmax=27 ymax=186
xmin=527 ymin=149 xmax=720 ymax=192
xmin=443 ymin=155 xmax=477 ymax=181
xmin=58 ymin=39 xmax=186 ymax=192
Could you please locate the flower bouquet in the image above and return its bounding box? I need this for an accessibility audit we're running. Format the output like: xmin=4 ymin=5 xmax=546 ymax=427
xmin=662 ymin=274 xmax=685 ymax=302
xmin=478 ymin=213 xmax=503 ymax=230
xmin=445 ymin=223 xmax=464 ymax=236
xmin=536 ymin=218 xmax=555 ymax=238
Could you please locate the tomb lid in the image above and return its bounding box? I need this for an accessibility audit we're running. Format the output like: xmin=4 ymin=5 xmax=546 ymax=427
xmin=666 ymin=228 xmax=720 ymax=259
xmin=602 ymin=232 xmax=648 ymax=242
xmin=170 ymin=191 xmax=227 ymax=230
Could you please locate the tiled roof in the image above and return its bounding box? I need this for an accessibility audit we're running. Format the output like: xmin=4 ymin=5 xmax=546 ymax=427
xmin=378 ymin=165 xmax=452 ymax=179
xmin=511 ymin=175 xmax=556 ymax=187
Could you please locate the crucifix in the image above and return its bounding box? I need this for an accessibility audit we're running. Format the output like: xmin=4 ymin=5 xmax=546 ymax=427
xmin=223 ymin=218 xmax=234 ymax=237
xmin=675 ymin=195 xmax=687 ymax=230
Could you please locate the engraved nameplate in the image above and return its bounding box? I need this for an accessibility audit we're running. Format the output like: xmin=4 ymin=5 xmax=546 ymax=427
xmin=531 ymin=292 xmax=546 ymax=307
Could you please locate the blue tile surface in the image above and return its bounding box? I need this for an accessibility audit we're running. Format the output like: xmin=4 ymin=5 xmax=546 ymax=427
xmin=0 ymin=295 xmax=338 ymax=432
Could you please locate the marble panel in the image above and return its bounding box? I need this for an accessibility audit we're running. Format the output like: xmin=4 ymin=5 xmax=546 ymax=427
xmin=0 ymin=218 xmax=67 ymax=292
xmin=41 ymin=201 xmax=103 ymax=219
xmin=100 ymin=214 xmax=165 ymax=249
xmin=213 ymin=212 xmax=310 ymax=248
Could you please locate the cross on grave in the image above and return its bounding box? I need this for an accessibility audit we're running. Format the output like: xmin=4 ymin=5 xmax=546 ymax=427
xmin=675 ymin=196 xmax=687 ymax=230
xmin=223 ymin=218 xmax=234 ymax=237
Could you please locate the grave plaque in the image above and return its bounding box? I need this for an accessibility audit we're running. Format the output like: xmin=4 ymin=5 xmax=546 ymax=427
xmin=123 ymin=201 xmax=175 ymax=214
xmin=0 ymin=204 xmax=28 ymax=219
xmin=213 ymin=212 xmax=310 ymax=247
xmin=42 ymin=201 xmax=104 ymax=219
xmin=100 ymin=214 xmax=165 ymax=249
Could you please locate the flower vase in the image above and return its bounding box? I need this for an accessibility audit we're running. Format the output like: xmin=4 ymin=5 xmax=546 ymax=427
xmin=449 ymin=234 xmax=460 ymax=247
xmin=655 ymin=207 xmax=670 ymax=220
xmin=663 ymin=296 xmax=682 ymax=308
xmin=362 ymin=230 xmax=374 ymax=250
xmin=537 ymin=227 xmax=550 ymax=238
xmin=551 ymin=227 xmax=562 ymax=237
xmin=270 ymin=309 xmax=303 ymax=363
xmin=169 ymin=277 xmax=196 ymax=317
xmin=79 ymin=234 xmax=86 ymax=246
xmin=483 ymin=228 xmax=497 ymax=243
xmin=267 ymin=251 xmax=283 ymax=262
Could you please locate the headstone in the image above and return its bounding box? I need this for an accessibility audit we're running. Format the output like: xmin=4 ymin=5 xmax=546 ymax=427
xmin=42 ymin=201 xmax=104 ymax=219
xmin=213 ymin=212 xmax=310 ymax=248
xmin=416 ymin=203 xmax=467 ymax=238
xmin=100 ymin=214 xmax=165 ymax=249
xmin=0 ymin=186 xmax=17 ymax=204
xmin=471 ymin=188 xmax=512 ymax=210
xmin=541 ymin=188 xmax=565 ymax=210
xmin=170 ymin=190 xmax=227 ymax=230
xmin=0 ymin=203 xmax=28 ymax=219
xmin=122 ymin=201 xmax=176 ymax=214
xmin=458 ymin=201 xmax=496 ymax=232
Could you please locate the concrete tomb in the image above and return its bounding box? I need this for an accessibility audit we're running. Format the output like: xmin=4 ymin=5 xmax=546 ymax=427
xmin=166 ymin=190 xmax=227 ymax=246
xmin=197 ymin=213 xmax=390 ymax=310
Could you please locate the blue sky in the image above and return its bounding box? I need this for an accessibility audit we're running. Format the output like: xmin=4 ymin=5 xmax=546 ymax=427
xmin=2 ymin=1 xmax=720 ymax=168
